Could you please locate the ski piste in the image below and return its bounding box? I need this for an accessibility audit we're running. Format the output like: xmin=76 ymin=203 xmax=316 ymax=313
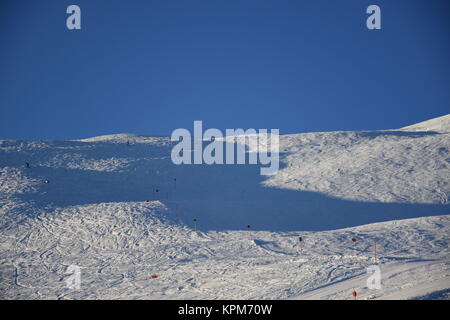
xmin=0 ymin=115 xmax=449 ymax=299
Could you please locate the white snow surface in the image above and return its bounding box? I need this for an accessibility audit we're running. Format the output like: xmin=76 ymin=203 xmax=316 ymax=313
xmin=0 ymin=115 xmax=449 ymax=299
xmin=400 ymin=114 xmax=450 ymax=133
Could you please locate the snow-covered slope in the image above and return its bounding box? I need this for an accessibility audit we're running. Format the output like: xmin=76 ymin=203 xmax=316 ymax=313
xmin=0 ymin=115 xmax=449 ymax=299
xmin=266 ymin=129 xmax=449 ymax=207
xmin=400 ymin=114 xmax=450 ymax=133
xmin=1 ymin=205 xmax=448 ymax=299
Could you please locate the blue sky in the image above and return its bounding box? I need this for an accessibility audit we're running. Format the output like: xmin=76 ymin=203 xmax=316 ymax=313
xmin=0 ymin=0 xmax=449 ymax=140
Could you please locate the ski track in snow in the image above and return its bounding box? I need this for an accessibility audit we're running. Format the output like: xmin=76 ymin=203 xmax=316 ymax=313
xmin=0 ymin=115 xmax=449 ymax=299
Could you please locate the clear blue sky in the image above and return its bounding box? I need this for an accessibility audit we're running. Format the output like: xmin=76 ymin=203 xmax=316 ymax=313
xmin=0 ymin=0 xmax=449 ymax=140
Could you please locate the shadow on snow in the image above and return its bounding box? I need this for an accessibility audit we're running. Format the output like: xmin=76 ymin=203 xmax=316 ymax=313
xmin=5 ymin=139 xmax=449 ymax=232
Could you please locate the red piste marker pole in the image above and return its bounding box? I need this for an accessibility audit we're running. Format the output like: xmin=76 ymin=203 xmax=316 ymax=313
xmin=352 ymin=290 xmax=357 ymax=300
xmin=351 ymin=237 xmax=357 ymax=253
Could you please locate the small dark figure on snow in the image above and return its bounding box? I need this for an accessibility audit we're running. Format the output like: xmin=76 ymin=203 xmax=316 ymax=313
xmin=193 ymin=218 xmax=198 ymax=230
xmin=25 ymin=162 xmax=30 ymax=168
xmin=351 ymin=237 xmax=357 ymax=243
xmin=299 ymin=236 xmax=303 ymax=242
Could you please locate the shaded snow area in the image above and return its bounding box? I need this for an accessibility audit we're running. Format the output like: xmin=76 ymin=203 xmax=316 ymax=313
xmin=0 ymin=115 xmax=449 ymax=299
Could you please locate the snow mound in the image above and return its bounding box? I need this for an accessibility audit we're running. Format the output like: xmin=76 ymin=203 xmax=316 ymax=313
xmin=78 ymin=134 xmax=169 ymax=145
xmin=400 ymin=114 xmax=450 ymax=133
xmin=78 ymin=133 xmax=139 ymax=142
